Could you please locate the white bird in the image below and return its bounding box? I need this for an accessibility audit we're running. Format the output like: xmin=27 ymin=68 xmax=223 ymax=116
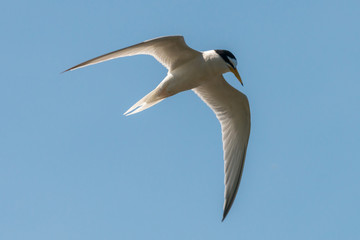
xmin=64 ymin=36 xmax=251 ymax=221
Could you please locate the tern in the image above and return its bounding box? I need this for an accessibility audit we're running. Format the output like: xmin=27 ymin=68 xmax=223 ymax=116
xmin=64 ymin=36 xmax=251 ymax=221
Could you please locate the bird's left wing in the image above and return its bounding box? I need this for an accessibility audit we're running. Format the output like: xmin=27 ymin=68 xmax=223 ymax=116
xmin=64 ymin=36 xmax=200 ymax=72
xmin=193 ymin=75 xmax=251 ymax=221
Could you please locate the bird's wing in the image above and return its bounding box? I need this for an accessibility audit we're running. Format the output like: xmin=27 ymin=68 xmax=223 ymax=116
xmin=64 ymin=35 xmax=200 ymax=72
xmin=193 ymin=76 xmax=251 ymax=221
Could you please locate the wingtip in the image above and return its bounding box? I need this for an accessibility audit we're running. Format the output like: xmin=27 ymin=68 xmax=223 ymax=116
xmin=221 ymin=212 xmax=227 ymax=222
xmin=61 ymin=68 xmax=73 ymax=74
xmin=62 ymin=64 xmax=85 ymax=73
xmin=222 ymin=204 xmax=232 ymax=222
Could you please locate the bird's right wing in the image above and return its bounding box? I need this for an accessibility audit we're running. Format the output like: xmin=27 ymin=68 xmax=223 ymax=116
xmin=64 ymin=36 xmax=200 ymax=72
xmin=193 ymin=75 xmax=251 ymax=221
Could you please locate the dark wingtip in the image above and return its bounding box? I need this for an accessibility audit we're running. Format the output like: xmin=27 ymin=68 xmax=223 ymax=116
xmin=61 ymin=67 xmax=73 ymax=74
xmin=222 ymin=211 xmax=228 ymax=222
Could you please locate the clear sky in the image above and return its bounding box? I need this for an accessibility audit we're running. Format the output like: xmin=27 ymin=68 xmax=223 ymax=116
xmin=1 ymin=0 xmax=359 ymax=239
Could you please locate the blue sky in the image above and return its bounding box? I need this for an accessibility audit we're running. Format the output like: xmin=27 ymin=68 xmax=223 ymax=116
xmin=1 ymin=0 xmax=360 ymax=239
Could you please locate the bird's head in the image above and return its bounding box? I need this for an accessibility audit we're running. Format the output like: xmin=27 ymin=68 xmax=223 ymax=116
xmin=215 ymin=50 xmax=243 ymax=86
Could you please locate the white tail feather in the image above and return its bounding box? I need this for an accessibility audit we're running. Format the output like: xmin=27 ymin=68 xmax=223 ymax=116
xmin=123 ymin=89 xmax=165 ymax=116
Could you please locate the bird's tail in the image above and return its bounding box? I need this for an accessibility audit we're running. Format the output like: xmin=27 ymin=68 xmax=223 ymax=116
xmin=123 ymin=88 xmax=165 ymax=116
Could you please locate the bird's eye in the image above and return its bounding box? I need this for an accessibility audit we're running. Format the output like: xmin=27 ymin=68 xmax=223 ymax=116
xmin=229 ymin=58 xmax=237 ymax=68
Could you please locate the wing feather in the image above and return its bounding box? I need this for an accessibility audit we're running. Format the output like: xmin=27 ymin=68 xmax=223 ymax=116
xmin=64 ymin=36 xmax=200 ymax=72
xmin=193 ymin=76 xmax=251 ymax=221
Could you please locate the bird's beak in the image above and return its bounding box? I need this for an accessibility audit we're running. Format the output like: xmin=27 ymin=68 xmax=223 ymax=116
xmin=230 ymin=67 xmax=243 ymax=86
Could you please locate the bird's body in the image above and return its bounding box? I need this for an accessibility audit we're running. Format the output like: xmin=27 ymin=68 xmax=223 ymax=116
xmin=64 ymin=36 xmax=251 ymax=220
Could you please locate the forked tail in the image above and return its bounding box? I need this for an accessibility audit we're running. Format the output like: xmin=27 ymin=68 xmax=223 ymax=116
xmin=123 ymin=88 xmax=165 ymax=116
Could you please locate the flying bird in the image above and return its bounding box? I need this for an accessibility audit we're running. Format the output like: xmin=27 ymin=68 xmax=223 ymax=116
xmin=64 ymin=36 xmax=251 ymax=221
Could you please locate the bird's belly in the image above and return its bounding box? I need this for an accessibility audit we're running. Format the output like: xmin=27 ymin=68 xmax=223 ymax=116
xmin=161 ymin=61 xmax=210 ymax=97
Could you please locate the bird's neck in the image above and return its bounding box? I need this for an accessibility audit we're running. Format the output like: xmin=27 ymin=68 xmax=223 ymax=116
xmin=202 ymin=50 xmax=229 ymax=75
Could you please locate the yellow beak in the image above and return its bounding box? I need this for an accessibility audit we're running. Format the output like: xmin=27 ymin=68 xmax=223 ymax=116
xmin=230 ymin=67 xmax=243 ymax=86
